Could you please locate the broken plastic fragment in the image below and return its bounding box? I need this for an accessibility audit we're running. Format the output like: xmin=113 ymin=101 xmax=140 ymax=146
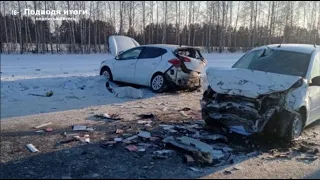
xmin=74 ymin=135 xmax=90 ymax=143
xmin=137 ymin=120 xmax=152 ymax=124
xmin=126 ymin=145 xmax=138 ymax=152
xmin=189 ymin=167 xmax=201 ymax=172
xmin=137 ymin=114 xmax=155 ymax=119
xmin=72 ymin=125 xmax=87 ymax=131
xmin=138 ymin=131 xmax=151 ymax=139
xmin=153 ymin=150 xmax=173 ymax=155
xmin=26 ymin=144 xmax=39 ymax=153
xmin=114 ymin=138 xmax=123 ymax=142
xmin=103 ymin=113 xmax=110 ymax=118
xmin=124 ymin=135 xmax=138 ymax=143
xmin=116 ymin=129 xmax=124 ymax=134
xmin=229 ymin=126 xmax=252 ymax=136
xmin=45 ymin=127 xmax=53 ymax=132
xmin=35 ymin=130 xmax=45 ymax=133
xmin=34 ymin=122 xmax=52 ymax=129
xmin=180 ymin=111 xmax=188 ymax=117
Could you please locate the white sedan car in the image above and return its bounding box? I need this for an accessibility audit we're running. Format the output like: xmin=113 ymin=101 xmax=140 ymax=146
xmin=201 ymin=44 xmax=320 ymax=141
xmin=99 ymin=35 xmax=207 ymax=92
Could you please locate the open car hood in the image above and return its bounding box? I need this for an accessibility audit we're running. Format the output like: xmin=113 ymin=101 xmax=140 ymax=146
xmin=206 ymin=67 xmax=302 ymax=98
xmin=108 ymin=35 xmax=140 ymax=56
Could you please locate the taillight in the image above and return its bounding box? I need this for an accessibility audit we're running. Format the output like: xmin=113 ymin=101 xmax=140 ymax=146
xmin=168 ymin=59 xmax=181 ymax=67
xmin=181 ymin=56 xmax=191 ymax=62
xmin=180 ymin=56 xmax=191 ymax=62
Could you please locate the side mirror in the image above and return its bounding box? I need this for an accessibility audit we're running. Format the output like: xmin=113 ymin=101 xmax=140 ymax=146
xmin=115 ymin=55 xmax=120 ymax=60
xmin=310 ymin=76 xmax=320 ymax=86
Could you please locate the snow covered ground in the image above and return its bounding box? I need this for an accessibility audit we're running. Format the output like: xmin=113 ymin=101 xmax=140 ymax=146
xmin=0 ymin=52 xmax=244 ymax=119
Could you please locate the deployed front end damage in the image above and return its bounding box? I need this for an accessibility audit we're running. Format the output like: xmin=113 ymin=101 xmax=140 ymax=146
xmin=201 ymin=87 xmax=287 ymax=135
xmin=201 ymin=67 xmax=306 ymax=136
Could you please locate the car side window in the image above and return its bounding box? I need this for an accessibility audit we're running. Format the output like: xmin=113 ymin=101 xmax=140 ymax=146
xmin=139 ymin=47 xmax=167 ymax=59
xmin=310 ymin=53 xmax=320 ymax=79
xmin=119 ymin=47 xmax=144 ymax=60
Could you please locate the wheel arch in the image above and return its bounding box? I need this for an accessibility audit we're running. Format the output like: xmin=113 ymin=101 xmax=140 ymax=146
xmin=100 ymin=66 xmax=111 ymax=75
xmin=150 ymin=71 xmax=164 ymax=86
xmin=298 ymin=106 xmax=307 ymax=127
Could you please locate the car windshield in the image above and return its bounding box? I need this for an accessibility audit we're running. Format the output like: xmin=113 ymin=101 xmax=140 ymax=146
xmin=232 ymin=49 xmax=312 ymax=77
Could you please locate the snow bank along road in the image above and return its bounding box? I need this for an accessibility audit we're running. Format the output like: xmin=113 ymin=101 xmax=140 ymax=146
xmin=0 ymin=53 xmax=243 ymax=119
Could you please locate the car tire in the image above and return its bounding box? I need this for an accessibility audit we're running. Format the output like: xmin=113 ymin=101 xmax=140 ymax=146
xmin=283 ymin=112 xmax=304 ymax=141
xmin=101 ymin=67 xmax=113 ymax=82
xmin=264 ymin=111 xmax=304 ymax=142
xmin=150 ymin=73 xmax=166 ymax=93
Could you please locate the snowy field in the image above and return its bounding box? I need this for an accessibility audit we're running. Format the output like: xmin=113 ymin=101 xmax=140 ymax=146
xmin=0 ymin=52 xmax=244 ymax=119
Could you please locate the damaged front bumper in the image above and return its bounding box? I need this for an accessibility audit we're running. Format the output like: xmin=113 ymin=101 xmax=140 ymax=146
xmin=165 ymin=66 xmax=201 ymax=89
xmin=201 ymin=87 xmax=286 ymax=136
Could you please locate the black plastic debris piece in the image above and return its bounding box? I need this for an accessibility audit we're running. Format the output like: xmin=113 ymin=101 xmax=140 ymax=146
xmin=29 ymin=90 xmax=54 ymax=97
xmin=55 ymin=138 xmax=78 ymax=147
xmin=137 ymin=114 xmax=155 ymax=119
xmin=180 ymin=107 xmax=191 ymax=111
xmin=105 ymin=81 xmax=114 ymax=93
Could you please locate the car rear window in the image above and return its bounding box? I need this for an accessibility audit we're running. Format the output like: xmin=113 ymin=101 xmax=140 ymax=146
xmin=175 ymin=48 xmax=203 ymax=60
xmin=139 ymin=47 xmax=167 ymax=59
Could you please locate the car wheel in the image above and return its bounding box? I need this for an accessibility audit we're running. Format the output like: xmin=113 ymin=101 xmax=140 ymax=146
xmin=284 ymin=113 xmax=304 ymax=141
xmin=151 ymin=73 xmax=166 ymax=93
xmin=101 ymin=67 xmax=113 ymax=82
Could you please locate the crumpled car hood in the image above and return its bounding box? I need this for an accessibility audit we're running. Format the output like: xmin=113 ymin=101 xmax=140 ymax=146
xmin=206 ymin=67 xmax=302 ymax=98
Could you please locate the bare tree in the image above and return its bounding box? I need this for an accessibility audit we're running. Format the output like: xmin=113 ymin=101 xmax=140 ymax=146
xmin=142 ymin=1 xmax=146 ymax=44
xmin=119 ymin=1 xmax=124 ymax=35
xmin=162 ymin=1 xmax=167 ymax=44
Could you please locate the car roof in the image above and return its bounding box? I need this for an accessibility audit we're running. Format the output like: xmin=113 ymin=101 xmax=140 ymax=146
xmin=140 ymin=44 xmax=200 ymax=51
xmin=251 ymin=44 xmax=319 ymax=54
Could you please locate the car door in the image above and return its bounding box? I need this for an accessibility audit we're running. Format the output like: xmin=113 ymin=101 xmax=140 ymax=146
xmin=308 ymin=52 xmax=320 ymax=122
xmin=134 ymin=47 xmax=167 ymax=86
xmin=112 ymin=47 xmax=144 ymax=83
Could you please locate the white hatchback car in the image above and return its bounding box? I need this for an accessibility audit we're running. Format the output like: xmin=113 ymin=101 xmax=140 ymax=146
xmin=99 ymin=35 xmax=207 ymax=92
xmin=201 ymin=44 xmax=320 ymax=141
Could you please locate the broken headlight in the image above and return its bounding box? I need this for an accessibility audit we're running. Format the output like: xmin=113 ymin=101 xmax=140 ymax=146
xmin=290 ymin=78 xmax=304 ymax=89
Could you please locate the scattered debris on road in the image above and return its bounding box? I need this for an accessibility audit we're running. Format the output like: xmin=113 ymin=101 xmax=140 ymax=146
xmin=106 ymin=82 xmax=144 ymax=99
xmin=184 ymin=154 xmax=195 ymax=164
xmin=74 ymin=135 xmax=90 ymax=143
xmin=138 ymin=131 xmax=151 ymax=139
xmin=224 ymin=170 xmax=232 ymax=175
xmin=180 ymin=111 xmax=188 ymax=117
xmin=44 ymin=127 xmax=53 ymax=132
xmin=126 ymin=145 xmax=138 ymax=152
xmin=72 ymin=125 xmax=87 ymax=131
xmin=26 ymin=144 xmax=39 ymax=153
xmin=137 ymin=114 xmax=156 ymax=119
xmin=34 ymin=122 xmax=52 ymax=129
xmin=189 ymin=167 xmax=201 ymax=172
xmin=114 ymin=138 xmax=123 ymax=142
xmin=94 ymin=113 xmax=122 ymax=121
xmin=181 ymin=107 xmax=191 ymax=111
xmin=116 ymin=129 xmax=124 ymax=134
xmin=35 ymin=130 xmax=45 ymax=133
xmin=29 ymin=90 xmax=54 ymax=97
